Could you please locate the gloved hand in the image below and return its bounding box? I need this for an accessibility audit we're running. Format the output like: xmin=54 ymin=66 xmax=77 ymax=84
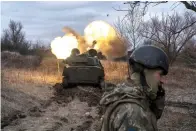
xmin=150 ymin=86 xmax=165 ymax=119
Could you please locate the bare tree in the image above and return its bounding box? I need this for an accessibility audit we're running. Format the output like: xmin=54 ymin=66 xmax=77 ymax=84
xmin=121 ymin=1 xmax=196 ymax=13
xmin=179 ymin=38 xmax=196 ymax=66
xmin=1 ymin=20 xmax=31 ymax=55
xmin=1 ymin=30 xmax=11 ymax=50
xmin=113 ymin=6 xmax=144 ymax=50
xmin=181 ymin=1 xmax=196 ymax=12
xmin=140 ymin=11 xmax=196 ymax=64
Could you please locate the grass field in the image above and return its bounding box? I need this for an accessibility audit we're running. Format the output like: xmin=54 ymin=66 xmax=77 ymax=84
xmin=2 ymin=57 xmax=196 ymax=89
xmin=2 ymin=56 xmax=196 ymax=131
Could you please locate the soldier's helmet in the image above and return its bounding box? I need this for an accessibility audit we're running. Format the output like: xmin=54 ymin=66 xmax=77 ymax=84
xmin=71 ymin=48 xmax=80 ymax=56
xmin=88 ymin=49 xmax=98 ymax=57
xmin=129 ymin=45 xmax=169 ymax=75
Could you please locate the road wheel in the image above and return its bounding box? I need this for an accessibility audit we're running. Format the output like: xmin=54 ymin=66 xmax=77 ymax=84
xmin=62 ymin=77 xmax=68 ymax=88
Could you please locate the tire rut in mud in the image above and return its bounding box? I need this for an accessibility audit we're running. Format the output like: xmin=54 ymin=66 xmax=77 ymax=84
xmin=49 ymin=83 xmax=105 ymax=131
xmin=1 ymin=87 xmax=48 ymax=130
xmin=3 ymin=82 xmax=195 ymax=131
xmin=52 ymin=83 xmax=103 ymax=107
xmin=2 ymin=84 xmax=105 ymax=131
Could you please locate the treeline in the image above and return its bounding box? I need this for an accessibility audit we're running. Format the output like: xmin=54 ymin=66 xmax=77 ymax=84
xmin=114 ymin=4 xmax=196 ymax=67
xmin=1 ymin=20 xmax=53 ymax=59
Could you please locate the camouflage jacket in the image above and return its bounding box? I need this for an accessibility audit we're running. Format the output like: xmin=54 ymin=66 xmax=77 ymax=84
xmin=100 ymin=84 xmax=158 ymax=131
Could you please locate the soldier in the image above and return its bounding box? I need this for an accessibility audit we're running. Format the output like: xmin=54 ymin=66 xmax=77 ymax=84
xmin=100 ymin=45 xmax=169 ymax=131
xmin=70 ymin=48 xmax=80 ymax=57
xmin=63 ymin=48 xmax=80 ymax=64
xmin=88 ymin=49 xmax=98 ymax=57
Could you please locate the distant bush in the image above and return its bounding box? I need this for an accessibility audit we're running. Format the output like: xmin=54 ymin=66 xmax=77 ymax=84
xmin=1 ymin=51 xmax=42 ymax=69
xmin=1 ymin=20 xmax=31 ymax=55
xmin=177 ymin=39 xmax=196 ymax=68
xmin=1 ymin=20 xmax=50 ymax=65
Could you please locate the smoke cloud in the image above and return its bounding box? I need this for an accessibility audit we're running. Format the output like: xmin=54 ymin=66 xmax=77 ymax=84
xmin=51 ymin=20 xmax=128 ymax=60
xmin=62 ymin=26 xmax=88 ymax=53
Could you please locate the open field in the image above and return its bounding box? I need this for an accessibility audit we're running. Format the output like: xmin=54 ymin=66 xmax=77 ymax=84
xmin=2 ymin=57 xmax=196 ymax=85
xmin=1 ymin=57 xmax=196 ymax=131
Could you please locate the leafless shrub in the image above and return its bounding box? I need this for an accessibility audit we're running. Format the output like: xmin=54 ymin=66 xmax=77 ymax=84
xmin=140 ymin=11 xmax=196 ymax=64
xmin=177 ymin=38 xmax=196 ymax=68
xmin=1 ymin=51 xmax=42 ymax=69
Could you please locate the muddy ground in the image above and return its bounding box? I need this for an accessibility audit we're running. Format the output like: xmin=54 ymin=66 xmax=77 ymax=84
xmin=1 ymin=82 xmax=196 ymax=131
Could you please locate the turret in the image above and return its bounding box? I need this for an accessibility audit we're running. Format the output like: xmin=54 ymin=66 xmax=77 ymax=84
xmin=80 ymin=49 xmax=98 ymax=57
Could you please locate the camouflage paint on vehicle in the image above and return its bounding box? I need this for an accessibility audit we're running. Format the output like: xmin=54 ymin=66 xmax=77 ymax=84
xmin=62 ymin=50 xmax=105 ymax=88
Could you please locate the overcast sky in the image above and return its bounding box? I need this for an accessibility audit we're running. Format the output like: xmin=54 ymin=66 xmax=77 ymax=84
xmin=1 ymin=1 xmax=186 ymax=44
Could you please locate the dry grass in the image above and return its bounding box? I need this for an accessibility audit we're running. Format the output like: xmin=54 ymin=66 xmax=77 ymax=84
xmin=1 ymin=51 xmax=42 ymax=69
xmin=165 ymin=66 xmax=196 ymax=89
xmin=101 ymin=60 xmax=128 ymax=83
xmin=2 ymin=57 xmax=196 ymax=131
xmin=2 ymin=68 xmax=60 ymax=86
xmin=2 ymin=57 xmax=196 ymax=88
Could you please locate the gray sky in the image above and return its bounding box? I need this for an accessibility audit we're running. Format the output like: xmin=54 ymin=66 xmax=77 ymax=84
xmin=1 ymin=1 xmax=186 ymax=44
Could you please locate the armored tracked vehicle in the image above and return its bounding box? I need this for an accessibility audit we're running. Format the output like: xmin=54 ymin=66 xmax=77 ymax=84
xmin=62 ymin=48 xmax=105 ymax=89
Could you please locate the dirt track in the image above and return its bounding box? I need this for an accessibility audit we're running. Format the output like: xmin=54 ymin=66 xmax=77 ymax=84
xmin=1 ymin=83 xmax=196 ymax=131
xmin=1 ymin=84 xmax=104 ymax=131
